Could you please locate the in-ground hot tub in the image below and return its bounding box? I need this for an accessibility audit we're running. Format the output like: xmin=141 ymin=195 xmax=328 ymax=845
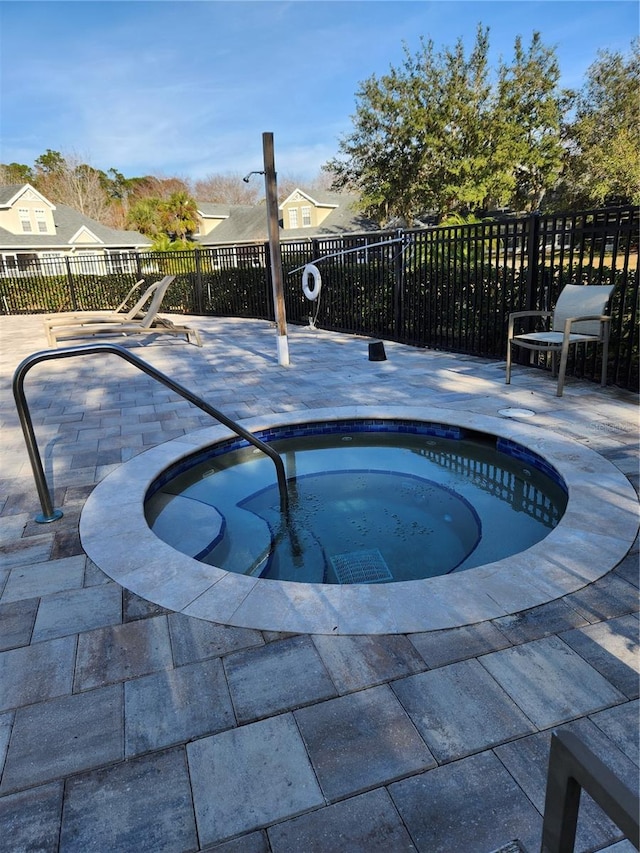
xmin=80 ymin=406 xmax=639 ymax=634
xmin=144 ymin=419 xmax=568 ymax=585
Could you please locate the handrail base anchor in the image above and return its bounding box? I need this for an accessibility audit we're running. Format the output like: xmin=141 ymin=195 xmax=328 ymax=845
xmin=35 ymin=509 xmax=64 ymax=524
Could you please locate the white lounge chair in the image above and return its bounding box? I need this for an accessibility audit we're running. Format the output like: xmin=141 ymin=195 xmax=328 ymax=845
xmin=44 ymin=275 xmax=202 ymax=347
xmin=506 ymin=283 xmax=614 ymax=396
xmin=44 ymin=275 xmax=173 ymax=330
xmin=44 ymin=278 xmax=149 ymax=324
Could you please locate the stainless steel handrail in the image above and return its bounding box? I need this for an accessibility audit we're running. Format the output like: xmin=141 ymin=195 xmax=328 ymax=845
xmin=12 ymin=343 xmax=289 ymax=522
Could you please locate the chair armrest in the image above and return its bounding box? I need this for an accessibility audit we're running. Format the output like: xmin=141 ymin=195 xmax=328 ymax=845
xmin=508 ymin=310 xmax=552 ymax=339
xmin=509 ymin=310 xmax=552 ymax=320
xmin=562 ymin=315 xmax=611 ymax=335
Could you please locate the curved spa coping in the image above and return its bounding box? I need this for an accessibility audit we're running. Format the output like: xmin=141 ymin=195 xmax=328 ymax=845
xmin=80 ymin=406 xmax=639 ymax=635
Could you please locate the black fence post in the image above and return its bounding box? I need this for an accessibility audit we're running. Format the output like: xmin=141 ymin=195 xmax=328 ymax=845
xmin=525 ymin=211 xmax=541 ymax=313
xmin=194 ymin=249 xmax=204 ymax=314
xmin=65 ymin=257 xmax=77 ymax=311
xmin=393 ymin=228 xmax=405 ymax=339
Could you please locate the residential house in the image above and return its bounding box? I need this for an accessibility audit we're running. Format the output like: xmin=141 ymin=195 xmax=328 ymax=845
xmin=193 ymin=188 xmax=380 ymax=266
xmin=0 ymin=184 xmax=151 ymax=275
xmin=0 ymin=184 xmax=379 ymax=275
xmin=279 ymin=189 xmax=379 ymax=237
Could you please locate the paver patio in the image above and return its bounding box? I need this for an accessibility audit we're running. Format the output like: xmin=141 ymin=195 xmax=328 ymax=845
xmin=0 ymin=313 xmax=638 ymax=852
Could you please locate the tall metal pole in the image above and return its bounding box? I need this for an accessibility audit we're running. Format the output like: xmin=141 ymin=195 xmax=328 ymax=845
xmin=262 ymin=132 xmax=290 ymax=366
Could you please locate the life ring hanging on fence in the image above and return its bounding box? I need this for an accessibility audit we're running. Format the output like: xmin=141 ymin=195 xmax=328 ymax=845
xmin=302 ymin=264 xmax=322 ymax=301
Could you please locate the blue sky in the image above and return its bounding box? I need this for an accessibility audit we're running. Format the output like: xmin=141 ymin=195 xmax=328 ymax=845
xmin=1 ymin=1 xmax=637 ymax=184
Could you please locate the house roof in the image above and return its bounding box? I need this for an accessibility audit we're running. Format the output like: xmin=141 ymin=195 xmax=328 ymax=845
xmin=194 ymin=189 xmax=379 ymax=246
xmin=279 ymin=188 xmax=339 ymax=210
xmin=196 ymin=202 xmax=231 ymax=220
xmin=0 ymin=184 xmax=151 ymax=251
xmin=195 ymin=204 xmax=267 ymax=245
xmin=0 ymin=184 xmax=55 ymax=209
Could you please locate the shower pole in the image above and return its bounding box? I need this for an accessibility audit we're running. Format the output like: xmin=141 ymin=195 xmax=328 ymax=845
xmin=263 ymin=132 xmax=290 ymax=366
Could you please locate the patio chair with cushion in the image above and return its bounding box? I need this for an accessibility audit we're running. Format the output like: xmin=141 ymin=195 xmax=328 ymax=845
xmin=44 ymin=274 xmax=202 ymax=347
xmin=505 ymin=283 xmax=614 ymax=397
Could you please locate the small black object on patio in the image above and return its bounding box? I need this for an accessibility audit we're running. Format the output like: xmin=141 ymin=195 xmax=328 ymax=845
xmin=369 ymin=341 xmax=387 ymax=361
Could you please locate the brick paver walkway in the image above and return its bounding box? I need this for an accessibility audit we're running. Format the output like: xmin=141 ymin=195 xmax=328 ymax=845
xmin=0 ymin=314 xmax=638 ymax=852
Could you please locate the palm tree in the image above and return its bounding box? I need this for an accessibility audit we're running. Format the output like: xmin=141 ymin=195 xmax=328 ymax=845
xmin=126 ymin=197 xmax=163 ymax=238
xmin=161 ymin=191 xmax=199 ymax=241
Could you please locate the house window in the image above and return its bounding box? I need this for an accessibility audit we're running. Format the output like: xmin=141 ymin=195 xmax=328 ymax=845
xmin=106 ymin=252 xmax=124 ymax=274
xmin=106 ymin=252 xmax=136 ymax=275
xmin=41 ymin=252 xmax=66 ymax=274
xmin=1 ymin=254 xmax=17 ymax=274
xmin=288 ymin=208 xmax=298 ymax=228
xmin=16 ymin=253 xmax=40 ymax=272
xmin=302 ymin=206 xmax=311 ymax=227
xmin=35 ymin=209 xmax=48 ymax=233
xmin=18 ymin=208 xmax=32 ymax=232
xmin=75 ymin=252 xmax=104 ymax=275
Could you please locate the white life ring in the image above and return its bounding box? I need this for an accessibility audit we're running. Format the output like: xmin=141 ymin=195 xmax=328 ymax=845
xmin=302 ymin=264 xmax=322 ymax=301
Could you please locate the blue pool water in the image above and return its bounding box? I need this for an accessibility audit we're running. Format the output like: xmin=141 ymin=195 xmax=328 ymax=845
xmin=145 ymin=421 xmax=567 ymax=584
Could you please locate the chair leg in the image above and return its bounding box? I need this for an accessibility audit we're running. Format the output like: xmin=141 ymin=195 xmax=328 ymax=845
xmin=600 ymin=327 xmax=610 ymax=387
xmin=557 ymin=338 xmax=571 ymax=396
xmin=506 ymin=341 xmax=512 ymax=384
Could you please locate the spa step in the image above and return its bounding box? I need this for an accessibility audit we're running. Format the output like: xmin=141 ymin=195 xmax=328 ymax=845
xmin=202 ymin=503 xmax=272 ymax=574
xmin=146 ymin=492 xmax=224 ymax=558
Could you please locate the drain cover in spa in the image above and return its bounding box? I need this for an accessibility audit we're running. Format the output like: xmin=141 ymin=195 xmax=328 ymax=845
xmin=330 ymin=549 xmax=394 ymax=584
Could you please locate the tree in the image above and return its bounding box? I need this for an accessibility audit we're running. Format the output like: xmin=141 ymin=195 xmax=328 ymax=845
xmin=134 ymin=176 xmax=191 ymax=200
xmin=493 ymin=33 xmax=565 ymax=211
xmin=34 ymin=149 xmax=66 ymax=176
xmin=324 ymin=26 xmax=565 ymax=223
xmin=127 ymin=190 xmax=199 ymax=244
xmin=439 ymin=28 xmax=500 ymax=213
xmin=0 ymin=150 xmax=136 ymax=227
xmin=0 ymin=151 xmax=205 ymax=233
xmin=0 ymin=162 xmax=34 ymax=184
xmin=160 ymin=191 xmax=199 ymax=240
xmin=558 ymin=39 xmax=639 ymax=208
xmin=276 ymin=172 xmax=334 ymax=201
xmin=31 ymin=150 xmax=113 ymax=222
xmin=193 ymin=171 xmax=331 ymax=204
xmin=325 ymin=35 xmax=448 ymax=224
xmin=126 ymin=196 xmax=164 ymax=239
xmin=194 ymin=173 xmax=262 ymax=204
xmin=149 ymin=234 xmax=198 ymax=252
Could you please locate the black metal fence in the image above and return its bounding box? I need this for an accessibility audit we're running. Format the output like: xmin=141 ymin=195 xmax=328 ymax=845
xmin=2 ymin=205 xmax=638 ymax=391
